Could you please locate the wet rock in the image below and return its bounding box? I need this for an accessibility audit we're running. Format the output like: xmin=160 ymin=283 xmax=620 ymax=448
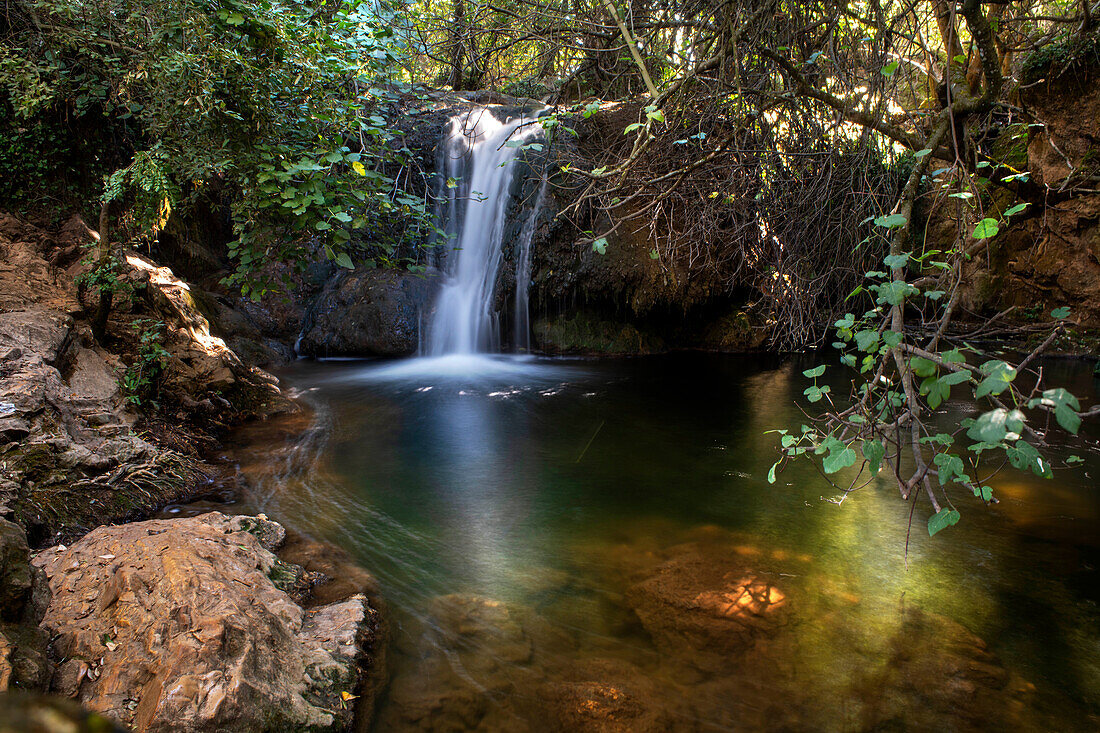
xmin=297 ymin=268 xmax=436 ymax=357
xmin=626 ymin=546 xmax=791 ymax=672
xmin=378 ymin=593 xmax=573 ymax=732
xmin=32 ymin=512 xmax=380 ymax=732
xmin=533 ymin=659 xmax=678 ymax=733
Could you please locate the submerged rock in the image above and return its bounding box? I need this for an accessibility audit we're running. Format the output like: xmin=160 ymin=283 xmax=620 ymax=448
xmin=626 ymin=546 xmax=792 ymax=673
xmin=533 ymin=658 xmax=679 ymax=733
xmin=378 ymin=593 xmax=574 ymax=732
xmin=32 ymin=513 xmax=380 ymax=732
xmin=297 ymin=268 xmax=436 ymax=357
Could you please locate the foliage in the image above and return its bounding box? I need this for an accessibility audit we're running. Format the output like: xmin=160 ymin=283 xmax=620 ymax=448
xmin=121 ymin=319 xmax=171 ymax=407
xmin=1 ymin=0 xmax=432 ymax=298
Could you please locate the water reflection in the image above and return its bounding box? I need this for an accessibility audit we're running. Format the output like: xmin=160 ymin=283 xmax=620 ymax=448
xmin=225 ymin=353 xmax=1100 ymax=731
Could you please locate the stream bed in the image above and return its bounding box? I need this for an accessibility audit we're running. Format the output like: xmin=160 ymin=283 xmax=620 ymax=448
xmin=217 ymin=353 xmax=1099 ymax=731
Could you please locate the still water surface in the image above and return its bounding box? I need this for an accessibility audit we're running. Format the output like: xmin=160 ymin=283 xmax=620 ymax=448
xmin=224 ymin=353 xmax=1099 ymax=731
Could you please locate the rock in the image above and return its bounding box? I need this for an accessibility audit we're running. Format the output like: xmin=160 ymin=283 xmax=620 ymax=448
xmin=0 ymin=519 xmax=36 ymax=618
xmin=533 ymin=659 xmax=678 ymax=732
xmin=0 ymin=518 xmax=51 ymax=692
xmin=0 ymin=418 xmax=30 ymax=443
xmin=32 ymin=512 xmax=379 ymax=732
xmin=0 ymin=691 xmax=128 ymax=733
xmin=0 ymin=215 xmax=81 ymax=316
xmin=66 ymin=348 xmax=123 ymax=405
xmin=378 ymin=593 xmax=573 ymax=731
xmin=626 ymin=545 xmax=791 ymax=672
xmin=0 ymin=310 xmax=73 ymax=366
xmin=297 ymin=268 xmax=436 ymax=357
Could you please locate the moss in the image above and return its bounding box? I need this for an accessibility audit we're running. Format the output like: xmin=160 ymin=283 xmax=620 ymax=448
xmin=990 ymin=123 xmax=1029 ymax=170
xmin=5 ymin=443 xmax=204 ymax=545
xmin=532 ymin=313 xmax=665 ymax=355
xmin=1020 ymin=29 xmax=1100 ymax=84
xmin=700 ymin=310 xmax=766 ymax=351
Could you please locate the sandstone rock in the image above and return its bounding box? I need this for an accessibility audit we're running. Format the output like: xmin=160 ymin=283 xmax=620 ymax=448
xmin=297 ymin=268 xmax=436 ymax=357
xmin=0 ymin=309 xmax=73 ymax=366
xmin=0 ymin=215 xmax=81 ymax=316
xmin=626 ymin=546 xmax=791 ymax=672
xmin=32 ymin=513 xmax=378 ymax=732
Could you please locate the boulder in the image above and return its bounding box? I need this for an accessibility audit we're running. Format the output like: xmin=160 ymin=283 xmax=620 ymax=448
xmin=297 ymin=268 xmax=436 ymax=357
xmin=0 ymin=691 xmax=128 ymax=733
xmin=0 ymin=518 xmax=51 ymax=692
xmin=32 ymin=513 xmax=381 ymax=732
xmin=625 ymin=546 xmax=791 ymax=672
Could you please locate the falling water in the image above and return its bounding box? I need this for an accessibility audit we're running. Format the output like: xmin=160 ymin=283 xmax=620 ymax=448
xmin=427 ymin=108 xmax=544 ymax=356
xmin=513 ymin=180 xmax=546 ymax=353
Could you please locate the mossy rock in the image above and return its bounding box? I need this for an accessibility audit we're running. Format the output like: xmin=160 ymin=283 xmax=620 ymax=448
xmin=532 ymin=314 xmax=665 ymax=355
xmin=990 ymin=123 xmax=1029 ymax=170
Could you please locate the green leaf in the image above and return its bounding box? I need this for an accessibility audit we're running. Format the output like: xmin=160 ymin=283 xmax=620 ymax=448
xmin=966 ymin=408 xmax=1023 ymax=444
xmin=1004 ymin=203 xmax=1029 ymax=217
xmin=1006 ymin=439 xmax=1052 ymax=478
xmin=804 ymin=385 xmax=823 ymax=402
xmin=940 ymin=370 xmax=971 ymax=386
xmin=803 ymin=365 xmax=826 ymax=378
xmin=877 ymin=281 xmax=914 ymax=306
xmin=928 ymin=508 xmax=961 ymax=537
xmin=592 ymin=237 xmax=608 ymax=255
xmin=883 ymin=253 xmax=909 ymax=269
xmin=972 ymin=218 xmax=1000 ymax=240
xmin=881 ymin=61 xmax=900 ymax=77
xmin=862 ymin=439 xmax=885 ymax=475
xmin=334 ymin=252 xmax=354 ymax=269
xmin=1051 ymin=306 xmax=1071 ymax=319
xmin=767 ymin=462 xmax=779 ymax=484
xmin=874 ymin=213 xmax=907 ymax=229
xmin=855 ymin=329 xmax=880 ymax=352
xmin=933 ymin=451 xmax=968 ymax=486
xmin=913 ymin=148 xmax=932 ymax=157
xmin=975 ymin=360 xmax=1017 ymax=398
xmin=823 ymin=445 xmax=857 ymax=474
xmin=909 ymin=356 xmax=938 ymax=378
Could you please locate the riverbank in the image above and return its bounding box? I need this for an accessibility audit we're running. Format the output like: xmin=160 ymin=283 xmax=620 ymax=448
xmin=0 ymin=210 xmax=389 ymax=730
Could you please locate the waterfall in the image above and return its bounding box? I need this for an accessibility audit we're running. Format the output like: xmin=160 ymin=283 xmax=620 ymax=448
xmin=427 ymin=108 xmax=544 ymax=356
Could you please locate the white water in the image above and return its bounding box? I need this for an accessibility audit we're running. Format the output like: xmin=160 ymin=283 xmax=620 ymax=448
xmin=427 ymin=109 xmax=544 ymax=356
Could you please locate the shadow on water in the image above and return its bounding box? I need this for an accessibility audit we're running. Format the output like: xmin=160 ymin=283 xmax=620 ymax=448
xmin=223 ymin=352 xmax=1100 ymax=731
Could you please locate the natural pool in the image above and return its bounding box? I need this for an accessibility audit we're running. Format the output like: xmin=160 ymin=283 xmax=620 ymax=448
xmin=219 ymin=353 xmax=1099 ymax=731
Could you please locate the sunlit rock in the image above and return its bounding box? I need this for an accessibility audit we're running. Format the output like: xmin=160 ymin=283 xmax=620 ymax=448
xmin=32 ymin=512 xmax=379 ymax=732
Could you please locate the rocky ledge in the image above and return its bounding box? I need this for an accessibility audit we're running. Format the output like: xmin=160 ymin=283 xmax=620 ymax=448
xmin=25 ymin=512 xmax=382 ymax=732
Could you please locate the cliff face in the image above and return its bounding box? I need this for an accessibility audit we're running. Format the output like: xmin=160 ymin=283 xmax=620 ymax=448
xmin=955 ymin=45 xmax=1100 ymax=331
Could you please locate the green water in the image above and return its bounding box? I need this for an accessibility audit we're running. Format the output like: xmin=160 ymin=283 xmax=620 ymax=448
xmin=224 ymin=353 xmax=1100 ymax=731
